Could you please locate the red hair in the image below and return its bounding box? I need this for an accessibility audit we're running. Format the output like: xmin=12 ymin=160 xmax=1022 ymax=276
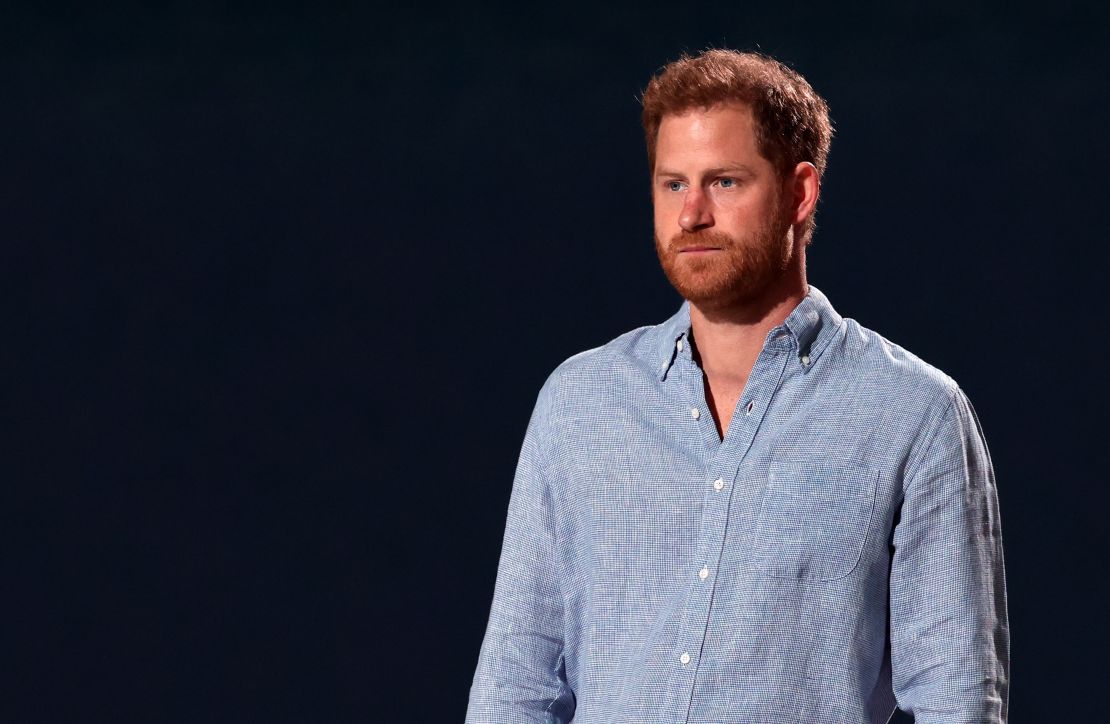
xmin=641 ymin=49 xmax=833 ymax=183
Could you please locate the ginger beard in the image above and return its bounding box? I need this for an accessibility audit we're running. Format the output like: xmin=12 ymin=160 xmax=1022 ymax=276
xmin=654 ymin=193 xmax=795 ymax=311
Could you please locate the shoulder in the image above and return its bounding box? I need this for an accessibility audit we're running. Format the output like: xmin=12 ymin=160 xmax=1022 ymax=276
xmin=532 ymin=319 xmax=669 ymax=418
xmin=837 ymin=316 xmax=963 ymax=408
xmin=555 ymin=322 xmax=660 ymax=379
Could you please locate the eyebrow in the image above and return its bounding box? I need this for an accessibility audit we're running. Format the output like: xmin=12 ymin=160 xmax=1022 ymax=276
xmin=654 ymin=164 xmax=758 ymax=178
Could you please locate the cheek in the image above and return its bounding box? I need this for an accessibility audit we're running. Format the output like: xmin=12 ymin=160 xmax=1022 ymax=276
xmin=651 ymin=198 xmax=671 ymax=227
xmin=652 ymin=192 xmax=684 ymax=220
xmin=724 ymin=196 xmax=778 ymax=227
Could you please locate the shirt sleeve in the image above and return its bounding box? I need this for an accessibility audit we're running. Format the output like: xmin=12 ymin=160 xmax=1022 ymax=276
xmin=889 ymin=387 xmax=1010 ymax=722
xmin=465 ymin=381 xmax=575 ymax=724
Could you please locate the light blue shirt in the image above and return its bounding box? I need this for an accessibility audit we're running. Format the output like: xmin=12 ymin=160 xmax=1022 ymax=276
xmin=466 ymin=285 xmax=1009 ymax=723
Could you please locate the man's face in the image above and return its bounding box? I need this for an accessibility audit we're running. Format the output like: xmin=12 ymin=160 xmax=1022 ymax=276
xmin=652 ymin=102 xmax=795 ymax=311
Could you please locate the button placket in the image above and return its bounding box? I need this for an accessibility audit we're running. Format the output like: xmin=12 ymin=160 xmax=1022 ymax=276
xmin=667 ymin=332 xmax=792 ymax=720
xmin=669 ymin=334 xmax=782 ymax=706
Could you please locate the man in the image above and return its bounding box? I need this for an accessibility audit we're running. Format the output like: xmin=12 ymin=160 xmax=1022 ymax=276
xmin=466 ymin=49 xmax=1009 ymax=723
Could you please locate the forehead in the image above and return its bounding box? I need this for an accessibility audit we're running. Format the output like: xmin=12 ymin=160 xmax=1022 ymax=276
xmin=655 ymin=102 xmax=764 ymax=167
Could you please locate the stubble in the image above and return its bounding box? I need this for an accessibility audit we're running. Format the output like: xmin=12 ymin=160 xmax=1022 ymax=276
xmin=654 ymin=206 xmax=793 ymax=311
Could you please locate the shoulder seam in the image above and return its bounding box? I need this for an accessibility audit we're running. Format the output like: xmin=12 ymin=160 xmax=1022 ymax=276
xmin=902 ymin=386 xmax=961 ymax=494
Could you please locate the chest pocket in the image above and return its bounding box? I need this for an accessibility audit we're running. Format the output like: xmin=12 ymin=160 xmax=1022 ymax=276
xmin=750 ymin=462 xmax=877 ymax=582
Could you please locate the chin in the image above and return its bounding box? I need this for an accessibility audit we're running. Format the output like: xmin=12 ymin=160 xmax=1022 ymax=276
xmin=670 ymin=269 xmax=785 ymax=311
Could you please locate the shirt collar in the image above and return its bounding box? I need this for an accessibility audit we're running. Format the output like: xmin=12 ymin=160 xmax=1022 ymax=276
xmin=655 ymin=284 xmax=844 ymax=380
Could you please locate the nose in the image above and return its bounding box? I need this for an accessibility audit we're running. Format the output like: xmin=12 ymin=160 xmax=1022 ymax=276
xmin=678 ymin=188 xmax=713 ymax=232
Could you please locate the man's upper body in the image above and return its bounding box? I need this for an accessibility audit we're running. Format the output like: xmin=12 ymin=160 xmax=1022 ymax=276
xmin=466 ymin=285 xmax=1008 ymax=723
xmin=466 ymin=50 xmax=1009 ymax=723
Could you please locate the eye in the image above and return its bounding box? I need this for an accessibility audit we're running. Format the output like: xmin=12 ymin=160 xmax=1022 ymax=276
xmin=665 ymin=180 xmax=686 ymax=192
xmin=717 ymin=177 xmax=737 ymax=189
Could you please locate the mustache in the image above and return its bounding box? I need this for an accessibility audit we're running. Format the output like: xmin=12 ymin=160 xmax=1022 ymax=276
xmin=667 ymin=230 xmax=734 ymax=252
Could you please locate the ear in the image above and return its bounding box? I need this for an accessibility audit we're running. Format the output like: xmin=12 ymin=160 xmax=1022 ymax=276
xmin=788 ymin=162 xmax=820 ymax=227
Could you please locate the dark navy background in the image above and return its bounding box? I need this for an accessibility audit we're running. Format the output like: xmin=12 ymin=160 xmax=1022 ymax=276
xmin=7 ymin=3 xmax=1108 ymax=722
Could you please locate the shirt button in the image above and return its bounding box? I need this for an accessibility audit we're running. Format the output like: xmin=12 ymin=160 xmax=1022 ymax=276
xmin=690 ymin=407 xmax=700 ymax=420
xmin=801 ymin=354 xmax=811 ymax=365
xmin=676 ymin=339 xmax=684 ymax=352
xmin=680 ymin=652 xmax=691 ymax=665
xmin=713 ymin=478 xmax=724 ymax=491
xmin=698 ymin=567 xmax=709 ymax=580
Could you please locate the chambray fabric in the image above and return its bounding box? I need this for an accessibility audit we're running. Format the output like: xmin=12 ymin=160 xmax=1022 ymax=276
xmin=466 ymin=285 xmax=1009 ymax=724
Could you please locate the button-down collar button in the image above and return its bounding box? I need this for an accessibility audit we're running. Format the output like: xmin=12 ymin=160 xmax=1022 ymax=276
xmin=680 ymin=652 xmax=691 ymax=665
xmin=690 ymin=407 xmax=700 ymax=420
xmin=801 ymin=354 xmax=811 ymax=365
xmin=713 ymin=478 xmax=724 ymax=491
xmin=698 ymin=567 xmax=709 ymax=580
xmin=676 ymin=339 xmax=684 ymax=352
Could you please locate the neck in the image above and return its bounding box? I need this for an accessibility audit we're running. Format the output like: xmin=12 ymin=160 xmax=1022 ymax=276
xmin=688 ymin=266 xmax=808 ymax=379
